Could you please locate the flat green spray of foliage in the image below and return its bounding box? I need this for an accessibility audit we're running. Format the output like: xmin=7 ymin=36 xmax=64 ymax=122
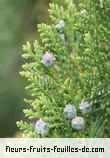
xmin=17 ymin=0 xmax=110 ymax=138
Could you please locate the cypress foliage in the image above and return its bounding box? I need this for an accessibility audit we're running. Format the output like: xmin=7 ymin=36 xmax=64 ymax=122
xmin=17 ymin=0 xmax=110 ymax=137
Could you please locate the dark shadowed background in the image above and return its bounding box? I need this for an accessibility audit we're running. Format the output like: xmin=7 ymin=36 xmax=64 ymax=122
xmin=0 ymin=0 xmax=50 ymax=137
